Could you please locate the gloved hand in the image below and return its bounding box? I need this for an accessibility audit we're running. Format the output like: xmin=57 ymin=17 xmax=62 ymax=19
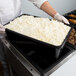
xmin=0 ymin=24 xmax=5 ymax=38
xmin=54 ymin=13 xmax=69 ymax=24
xmin=0 ymin=24 xmax=5 ymax=33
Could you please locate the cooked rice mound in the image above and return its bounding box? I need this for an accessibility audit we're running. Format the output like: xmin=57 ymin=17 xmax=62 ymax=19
xmin=5 ymin=15 xmax=71 ymax=46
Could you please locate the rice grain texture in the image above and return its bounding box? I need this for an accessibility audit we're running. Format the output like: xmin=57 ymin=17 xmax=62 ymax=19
xmin=5 ymin=15 xmax=71 ymax=46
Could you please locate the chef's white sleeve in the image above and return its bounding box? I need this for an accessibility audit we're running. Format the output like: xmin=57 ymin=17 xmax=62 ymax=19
xmin=28 ymin=0 xmax=48 ymax=8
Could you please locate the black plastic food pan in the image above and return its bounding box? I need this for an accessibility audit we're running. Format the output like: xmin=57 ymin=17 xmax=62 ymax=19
xmin=64 ymin=10 xmax=76 ymax=18
xmin=64 ymin=10 xmax=76 ymax=26
xmin=5 ymin=14 xmax=72 ymax=58
xmin=67 ymin=26 xmax=76 ymax=49
xmin=6 ymin=36 xmax=75 ymax=76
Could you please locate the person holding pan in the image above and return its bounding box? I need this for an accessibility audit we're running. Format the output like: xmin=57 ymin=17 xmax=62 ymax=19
xmin=0 ymin=0 xmax=69 ymax=76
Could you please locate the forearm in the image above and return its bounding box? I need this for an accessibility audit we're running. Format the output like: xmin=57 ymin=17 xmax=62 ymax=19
xmin=40 ymin=1 xmax=57 ymax=17
xmin=28 ymin=0 xmax=69 ymax=24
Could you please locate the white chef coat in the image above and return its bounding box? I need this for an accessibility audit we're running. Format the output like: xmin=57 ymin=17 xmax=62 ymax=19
xmin=0 ymin=0 xmax=47 ymax=25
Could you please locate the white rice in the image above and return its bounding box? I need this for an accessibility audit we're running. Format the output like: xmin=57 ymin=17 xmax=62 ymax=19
xmin=5 ymin=15 xmax=71 ymax=46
